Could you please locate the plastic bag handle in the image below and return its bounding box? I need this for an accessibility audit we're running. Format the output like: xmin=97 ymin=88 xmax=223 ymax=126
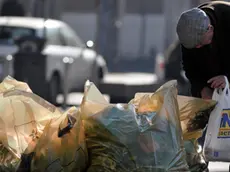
xmin=222 ymin=76 xmax=230 ymax=94
xmin=58 ymin=114 xmax=76 ymax=137
xmin=212 ymin=76 xmax=230 ymax=100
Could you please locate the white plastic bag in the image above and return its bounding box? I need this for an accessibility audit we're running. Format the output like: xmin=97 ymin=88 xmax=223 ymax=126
xmin=204 ymin=76 xmax=230 ymax=162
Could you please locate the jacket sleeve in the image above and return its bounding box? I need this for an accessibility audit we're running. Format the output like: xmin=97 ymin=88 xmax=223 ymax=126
xmin=181 ymin=46 xmax=207 ymax=97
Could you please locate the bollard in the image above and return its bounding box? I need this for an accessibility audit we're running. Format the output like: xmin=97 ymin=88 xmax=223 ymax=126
xmin=0 ymin=55 xmax=14 ymax=80
xmin=6 ymin=55 xmax=13 ymax=76
xmin=62 ymin=57 xmax=74 ymax=109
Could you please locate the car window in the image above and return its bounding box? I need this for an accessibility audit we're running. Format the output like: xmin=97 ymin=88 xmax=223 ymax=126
xmin=45 ymin=27 xmax=63 ymax=46
xmin=0 ymin=26 xmax=36 ymax=45
xmin=60 ymin=24 xmax=84 ymax=47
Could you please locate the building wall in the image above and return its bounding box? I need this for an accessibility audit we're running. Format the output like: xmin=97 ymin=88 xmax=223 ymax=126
xmin=117 ymin=14 xmax=165 ymax=58
xmin=61 ymin=0 xmax=167 ymax=59
xmin=62 ymin=14 xmax=165 ymax=59
xmin=61 ymin=13 xmax=97 ymax=43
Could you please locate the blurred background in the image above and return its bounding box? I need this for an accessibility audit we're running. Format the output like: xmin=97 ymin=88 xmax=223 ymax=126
xmin=0 ymin=0 xmax=227 ymax=104
xmin=0 ymin=0 xmax=230 ymax=171
xmin=0 ymin=0 xmax=228 ymax=105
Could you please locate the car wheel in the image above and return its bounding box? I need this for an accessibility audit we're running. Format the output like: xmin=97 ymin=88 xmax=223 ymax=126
xmin=90 ymin=66 xmax=103 ymax=87
xmin=48 ymin=74 xmax=60 ymax=105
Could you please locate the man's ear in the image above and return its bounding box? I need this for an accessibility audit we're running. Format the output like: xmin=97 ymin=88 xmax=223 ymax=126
xmin=210 ymin=25 xmax=214 ymax=31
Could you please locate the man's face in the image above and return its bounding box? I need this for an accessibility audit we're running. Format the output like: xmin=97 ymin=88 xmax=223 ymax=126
xmin=196 ymin=24 xmax=214 ymax=48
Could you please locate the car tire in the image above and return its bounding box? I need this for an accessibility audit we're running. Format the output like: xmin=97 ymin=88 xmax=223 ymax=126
xmin=90 ymin=66 xmax=103 ymax=88
xmin=48 ymin=74 xmax=60 ymax=105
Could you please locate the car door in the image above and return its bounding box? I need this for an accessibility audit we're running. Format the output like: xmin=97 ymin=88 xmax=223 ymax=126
xmin=43 ymin=25 xmax=66 ymax=86
xmin=59 ymin=24 xmax=91 ymax=89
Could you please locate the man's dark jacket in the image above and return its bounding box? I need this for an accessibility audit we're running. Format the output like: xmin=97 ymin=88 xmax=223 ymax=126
xmin=181 ymin=1 xmax=230 ymax=97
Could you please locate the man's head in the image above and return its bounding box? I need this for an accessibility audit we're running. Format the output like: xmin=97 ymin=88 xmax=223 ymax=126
xmin=176 ymin=8 xmax=214 ymax=49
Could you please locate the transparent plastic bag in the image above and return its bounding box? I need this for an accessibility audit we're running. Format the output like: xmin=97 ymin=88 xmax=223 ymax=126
xmin=178 ymin=95 xmax=216 ymax=171
xmin=0 ymin=76 xmax=60 ymax=171
xmin=30 ymin=107 xmax=88 ymax=172
xmin=133 ymin=92 xmax=216 ymax=171
xmin=81 ymin=80 xmax=189 ymax=171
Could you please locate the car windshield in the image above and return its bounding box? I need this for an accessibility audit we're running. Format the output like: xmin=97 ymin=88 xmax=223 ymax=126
xmin=0 ymin=26 xmax=36 ymax=45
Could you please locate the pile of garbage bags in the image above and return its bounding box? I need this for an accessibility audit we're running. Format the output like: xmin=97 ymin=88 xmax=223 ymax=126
xmin=0 ymin=76 xmax=216 ymax=172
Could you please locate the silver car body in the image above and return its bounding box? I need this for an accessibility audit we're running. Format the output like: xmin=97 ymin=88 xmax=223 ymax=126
xmin=0 ymin=17 xmax=107 ymax=91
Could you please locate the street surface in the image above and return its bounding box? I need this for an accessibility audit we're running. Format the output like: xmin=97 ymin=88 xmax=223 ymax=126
xmin=58 ymin=73 xmax=229 ymax=172
xmin=57 ymin=92 xmax=110 ymax=106
xmin=102 ymin=72 xmax=157 ymax=85
xmin=209 ymin=162 xmax=229 ymax=172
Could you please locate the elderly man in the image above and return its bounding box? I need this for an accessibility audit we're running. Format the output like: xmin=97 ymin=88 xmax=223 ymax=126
xmin=176 ymin=1 xmax=230 ymax=99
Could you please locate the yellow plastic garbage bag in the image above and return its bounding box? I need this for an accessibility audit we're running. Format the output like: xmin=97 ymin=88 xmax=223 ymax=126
xmin=0 ymin=76 xmax=32 ymax=93
xmin=178 ymin=95 xmax=216 ymax=137
xmin=178 ymin=96 xmax=216 ymax=172
xmin=0 ymin=76 xmax=61 ymax=171
xmin=30 ymin=107 xmax=88 ymax=172
xmin=81 ymin=80 xmax=189 ymax=171
xmin=134 ymin=93 xmax=216 ymax=172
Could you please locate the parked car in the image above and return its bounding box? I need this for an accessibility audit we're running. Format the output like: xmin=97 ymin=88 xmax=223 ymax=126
xmin=0 ymin=16 xmax=108 ymax=103
xmin=154 ymin=52 xmax=165 ymax=82
xmin=155 ymin=40 xmax=190 ymax=96
xmin=164 ymin=40 xmax=190 ymax=96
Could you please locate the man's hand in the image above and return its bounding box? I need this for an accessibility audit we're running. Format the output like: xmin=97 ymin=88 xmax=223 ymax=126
xmin=207 ymin=75 xmax=226 ymax=89
xmin=201 ymin=87 xmax=213 ymax=99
